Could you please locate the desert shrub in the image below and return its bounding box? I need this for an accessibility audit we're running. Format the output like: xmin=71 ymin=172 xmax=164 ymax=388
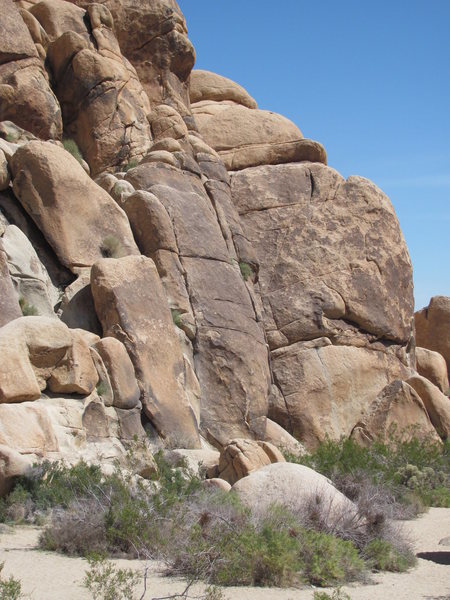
xmin=0 ymin=563 xmax=22 ymax=600
xmin=363 ymin=538 xmax=414 ymax=572
xmin=123 ymin=159 xmax=138 ymax=172
xmin=63 ymin=138 xmax=83 ymax=163
xmin=96 ymin=380 xmax=109 ymax=398
xmin=171 ymin=309 xmax=183 ymax=329
xmin=83 ymin=555 xmax=140 ymax=600
xmin=18 ymin=296 xmax=38 ymax=316
xmin=100 ymin=235 xmax=126 ymax=258
xmin=314 ymin=589 xmax=351 ymax=600
xmin=286 ymin=435 xmax=450 ymax=514
xmin=239 ymin=261 xmax=253 ymax=281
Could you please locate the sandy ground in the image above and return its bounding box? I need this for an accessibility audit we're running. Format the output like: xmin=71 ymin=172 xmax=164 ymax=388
xmin=0 ymin=508 xmax=448 ymax=600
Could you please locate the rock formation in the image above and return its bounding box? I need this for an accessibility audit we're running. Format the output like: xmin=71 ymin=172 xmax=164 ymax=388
xmin=0 ymin=0 xmax=447 ymax=491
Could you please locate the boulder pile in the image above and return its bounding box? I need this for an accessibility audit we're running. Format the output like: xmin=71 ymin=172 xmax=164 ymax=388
xmin=0 ymin=0 xmax=448 ymax=494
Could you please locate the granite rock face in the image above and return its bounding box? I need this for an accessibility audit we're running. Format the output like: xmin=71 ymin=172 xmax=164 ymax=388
xmin=415 ymin=296 xmax=450 ymax=376
xmin=0 ymin=0 xmax=437 ymax=482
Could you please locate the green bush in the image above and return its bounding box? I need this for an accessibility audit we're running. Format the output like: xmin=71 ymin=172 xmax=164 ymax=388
xmin=363 ymin=538 xmax=415 ymax=572
xmin=18 ymin=296 xmax=38 ymax=316
xmin=0 ymin=563 xmax=22 ymax=600
xmin=313 ymin=589 xmax=351 ymax=600
xmin=100 ymin=235 xmax=126 ymax=258
xmin=63 ymin=138 xmax=83 ymax=164
xmin=83 ymin=555 xmax=140 ymax=600
xmin=286 ymin=435 xmax=450 ymax=514
xmin=239 ymin=262 xmax=253 ymax=281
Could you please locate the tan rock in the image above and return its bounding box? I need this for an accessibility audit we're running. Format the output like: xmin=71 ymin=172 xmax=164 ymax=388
xmin=415 ymin=296 xmax=450 ymax=375
xmin=82 ymin=398 xmax=110 ymax=440
xmin=31 ymin=0 xmax=152 ymax=175
xmin=149 ymin=104 xmax=189 ymax=141
xmin=271 ymin=339 xmax=410 ymax=448
xmin=48 ymin=329 xmax=98 ymax=395
xmin=407 ymin=374 xmax=450 ymax=439
xmin=90 ymin=256 xmax=201 ymax=448
xmin=190 ymin=70 xmax=257 ymax=109
xmin=2 ymin=224 xmax=60 ymax=318
xmin=0 ymin=444 xmax=32 ymax=495
xmin=0 ymin=0 xmax=62 ymax=139
xmin=192 ymin=100 xmax=326 ymax=170
xmin=231 ymin=162 xmax=414 ymax=347
xmin=416 ymin=347 xmax=449 ymax=393
xmin=232 ymin=462 xmax=358 ymax=527
xmin=202 ymin=478 xmax=231 ymax=493
xmin=0 ymin=402 xmax=59 ymax=454
xmin=10 ymin=141 xmax=139 ymax=271
xmin=93 ymin=337 xmax=140 ymax=410
xmin=351 ymin=380 xmax=440 ymax=445
xmin=115 ymin=407 xmax=146 ymax=442
xmin=68 ymin=0 xmax=195 ymax=115
xmin=0 ymin=240 xmax=21 ymax=327
xmin=217 ymin=438 xmax=285 ymax=485
xmin=264 ymin=418 xmax=307 ymax=457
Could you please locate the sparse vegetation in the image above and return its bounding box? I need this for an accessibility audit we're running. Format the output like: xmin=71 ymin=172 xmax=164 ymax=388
xmin=18 ymin=296 xmax=38 ymax=316
xmin=100 ymin=235 xmax=126 ymax=258
xmin=239 ymin=261 xmax=253 ymax=281
xmin=313 ymin=589 xmax=351 ymax=600
xmin=96 ymin=380 xmax=109 ymax=398
xmin=123 ymin=159 xmax=139 ymax=172
xmin=0 ymin=449 xmax=420 ymax=591
xmin=63 ymin=138 xmax=83 ymax=164
xmin=83 ymin=555 xmax=140 ymax=600
xmin=286 ymin=434 xmax=450 ymax=516
xmin=0 ymin=563 xmax=23 ymax=600
xmin=171 ymin=308 xmax=183 ymax=328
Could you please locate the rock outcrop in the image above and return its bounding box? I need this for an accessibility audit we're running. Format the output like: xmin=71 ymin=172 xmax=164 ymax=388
xmin=0 ymin=0 xmax=62 ymax=139
xmin=0 ymin=0 xmax=441 ymax=486
xmin=415 ymin=347 xmax=449 ymax=393
xmin=415 ymin=296 xmax=450 ymax=376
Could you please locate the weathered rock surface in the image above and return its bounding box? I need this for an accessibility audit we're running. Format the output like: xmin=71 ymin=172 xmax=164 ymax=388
xmin=192 ymin=99 xmax=326 ymax=170
xmin=190 ymin=70 xmax=257 ymax=108
xmin=0 ymin=240 xmax=21 ymax=326
xmin=271 ymin=339 xmax=410 ymax=448
xmin=0 ymin=0 xmax=62 ymax=139
xmin=67 ymin=0 xmax=195 ymax=116
xmin=29 ymin=0 xmax=151 ymax=175
xmin=10 ymin=141 xmax=139 ymax=271
xmin=93 ymin=337 xmax=140 ymax=410
xmin=2 ymin=224 xmax=59 ymax=317
xmin=351 ymin=380 xmax=440 ymax=445
xmin=90 ymin=256 xmax=201 ymax=448
xmin=231 ymin=163 xmax=414 ymax=348
xmin=0 ymin=317 xmax=98 ymax=402
xmin=415 ymin=296 xmax=450 ymax=375
xmin=125 ymin=162 xmax=271 ymax=445
xmin=416 ymin=347 xmax=449 ymax=393
xmin=217 ymin=438 xmax=285 ymax=485
xmin=232 ymin=462 xmax=358 ymax=527
xmin=407 ymin=375 xmax=450 ymax=439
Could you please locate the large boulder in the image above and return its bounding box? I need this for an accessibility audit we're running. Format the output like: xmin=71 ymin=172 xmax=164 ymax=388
xmin=0 ymin=0 xmax=62 ymax=139
xmin=30 ymin=0 xmax=152 ymax=174
xmin=10 ymin=141 xmax=139 ymax=271
xmin=415 ymin=347 xmax=449 ymax=393
xmin=407 ymin=375 xmax=450 ymax=439
xmin=415 ymin=296 xmax=450 ymax=376
xmin=124 ymin=162 xmax=271 ymax=445
xmin=190 ymin=70 xmax=257 ymax=108
xmin=351 ymin=380 xmax=441 ymax=445
xmin=67 ymin=0 xmax=195 ymax=115
xmin=231 ymin=162 xmax=414 ymax=348
xmin=271 ymin=339 xmax=410 ymax=448
xmin=0 ymin=317 xmax=97 ymax=403
xmin=192 ymin=99 xmax=326 ymax=170
xmin=232 ymin=462 xmax=358 ymax=528
xmin=90 ymin=255 xmax=201 ymax=448
xmin=216 ymin=438 xmax=285 ymax=485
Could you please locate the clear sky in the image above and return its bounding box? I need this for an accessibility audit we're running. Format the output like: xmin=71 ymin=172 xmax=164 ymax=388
xmin=178 ymin=0 xmax=449 ymax=310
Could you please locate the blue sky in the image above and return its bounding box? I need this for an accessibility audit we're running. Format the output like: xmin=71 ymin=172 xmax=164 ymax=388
xmin=178 ymin=0 xmax=449 ymax=310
